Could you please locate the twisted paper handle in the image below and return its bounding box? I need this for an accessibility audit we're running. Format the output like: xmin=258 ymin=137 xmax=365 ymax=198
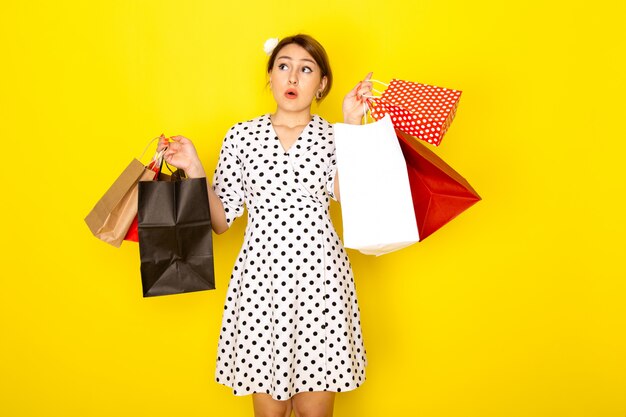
xmin=138 ymin=135 xmax=169 ymax=170
xmin=360 ymin=79 xmax=388 ymax=124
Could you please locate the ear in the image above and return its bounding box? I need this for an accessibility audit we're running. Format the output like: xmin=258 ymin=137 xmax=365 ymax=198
xmin=319 ymin=75 xmax=328 ymax=92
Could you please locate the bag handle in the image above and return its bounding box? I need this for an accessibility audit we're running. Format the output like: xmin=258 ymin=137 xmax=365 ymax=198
xmin=135 ymin=135 xmax=171 ymax=181
xmin=364 ymin=79 xmax=388 ymax=96
xmin=359 ymin=79 xmax=390 ymax=124
xmin=138 ymin=134 xmax=171 ymax=165
xmin=159 ymin=158 xmax=187 ymax=181
xmin=139 ymin=136 xmax=161 ymax=160
xmin=138 ymin=135 xmax=188 ymax=181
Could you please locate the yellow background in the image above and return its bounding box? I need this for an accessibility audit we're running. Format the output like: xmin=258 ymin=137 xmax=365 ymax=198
xmin=1 ymin=0 xmax=625 ymax=416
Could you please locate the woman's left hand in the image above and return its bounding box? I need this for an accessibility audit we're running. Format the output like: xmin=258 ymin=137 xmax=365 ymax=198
xmin=342 ymin=72 xmax=373 ymax=125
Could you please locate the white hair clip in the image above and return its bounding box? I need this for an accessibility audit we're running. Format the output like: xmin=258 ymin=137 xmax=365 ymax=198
xmin=264 ymin=37 xmax=279 ymax=56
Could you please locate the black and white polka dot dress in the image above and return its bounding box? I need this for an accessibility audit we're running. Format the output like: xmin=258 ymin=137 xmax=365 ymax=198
xmin=212 ymin=114 xmax=367 ymax=401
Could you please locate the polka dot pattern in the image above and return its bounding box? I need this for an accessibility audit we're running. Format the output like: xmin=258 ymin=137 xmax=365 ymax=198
xmin=212 ymin=114 xmax=367 ymax=401
xmin=370 ymin=79 xmax=462 ymax=146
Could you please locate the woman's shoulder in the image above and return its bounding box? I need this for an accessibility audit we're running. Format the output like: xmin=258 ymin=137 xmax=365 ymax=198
xmin=221 ymin=115 xmax=271 ymax=150
xmin=313 ymin=114 xmax=331 ymax=126
xmin=312 ymin=114 xmax=334 ymax=136
xmin=226 ymin=114 xmax=271 ymax=134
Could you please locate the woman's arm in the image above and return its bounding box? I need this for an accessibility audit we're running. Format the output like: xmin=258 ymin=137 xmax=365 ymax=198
xmin=185 ymin=163 xmax=229 ymax=235
xmin=160 ymin=135 xmax=229 ymax=235
xmin=333 ymin=171 xmax=341 ymax=203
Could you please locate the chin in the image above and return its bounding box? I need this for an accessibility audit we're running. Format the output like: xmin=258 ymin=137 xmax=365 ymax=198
xmin=277 ymin=100 xmax=313 ymax=112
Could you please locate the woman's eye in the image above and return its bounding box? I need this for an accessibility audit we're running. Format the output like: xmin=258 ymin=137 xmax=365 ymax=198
xmin=302 ymin=66 xmax=313 ymax=73
xmin=278 ymin=63 xmax=288 ymax=70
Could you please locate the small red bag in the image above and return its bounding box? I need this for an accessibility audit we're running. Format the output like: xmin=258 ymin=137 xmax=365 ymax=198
xmin=396 ymin=129 xmax=480 ymax=240
xmin=369 ymin=79 xmax=462 ymax=146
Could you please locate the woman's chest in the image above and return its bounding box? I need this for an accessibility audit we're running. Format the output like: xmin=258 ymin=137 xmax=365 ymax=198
xmin=236 ymin=133 xmax=333 ymax=191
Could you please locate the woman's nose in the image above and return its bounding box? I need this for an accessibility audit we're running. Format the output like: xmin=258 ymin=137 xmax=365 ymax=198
xmin=288 ymin=71 xmax=298 ymax=85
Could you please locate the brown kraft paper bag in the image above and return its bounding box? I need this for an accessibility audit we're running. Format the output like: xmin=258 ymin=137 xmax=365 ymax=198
xmin=85 ymin=159 xmax=155 ymax=247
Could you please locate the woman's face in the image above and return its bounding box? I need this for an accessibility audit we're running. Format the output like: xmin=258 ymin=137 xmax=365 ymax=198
xmin=269 ymin=43 xmax=327 ymax=113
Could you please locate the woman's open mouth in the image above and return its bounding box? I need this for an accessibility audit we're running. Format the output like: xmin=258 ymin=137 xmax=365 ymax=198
xmin=285 ymin=89 xmax=298 ymax=99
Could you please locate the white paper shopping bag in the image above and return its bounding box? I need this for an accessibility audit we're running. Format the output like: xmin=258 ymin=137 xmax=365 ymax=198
xmin=333 ymin=114 xmax=419 ymax=256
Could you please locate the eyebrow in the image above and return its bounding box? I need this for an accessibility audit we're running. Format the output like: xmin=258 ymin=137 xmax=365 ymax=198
xmin=276 ymin=55 xmax=317 ymax=65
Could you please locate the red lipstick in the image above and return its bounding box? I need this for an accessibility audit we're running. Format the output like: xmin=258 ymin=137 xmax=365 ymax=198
xmin=285 ymin=88 xmax=298 ymax=99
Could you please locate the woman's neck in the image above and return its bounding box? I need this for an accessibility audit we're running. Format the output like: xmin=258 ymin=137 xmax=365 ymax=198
xmin=270 ymin=108 xmax=312 ymax=128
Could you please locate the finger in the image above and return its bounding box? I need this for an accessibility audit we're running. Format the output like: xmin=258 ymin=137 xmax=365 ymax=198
xmin=162 ymin=144 xmax=179 ymax=159
xmin=357 ymin=86 xmax=373 ymax=98
xmin=348 ymin=72 xmax=373 ymax=95
xmin=358 ymin=83 xmax=373 ymax=93
xmin=358 ymin=72 xmax=373 ymax=89
xmin=360 ymin=73 xmax=374 ymax=93
xmin=173 ymin=135 xmax=195 ymax=146
xmin=170 ymin=135 xmax=188 ymax=141
xmin=155 ymin=133 xmax=166 ymax=149
xmin=163 ymin=145 xmax=174 ymax=156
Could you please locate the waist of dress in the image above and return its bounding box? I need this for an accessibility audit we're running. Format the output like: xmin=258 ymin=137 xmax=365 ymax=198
xmin=247 ymin=201 xmax=327 ymax=213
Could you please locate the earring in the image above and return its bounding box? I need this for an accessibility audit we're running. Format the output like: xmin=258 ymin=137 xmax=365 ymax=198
xmin=316 ymin=90 xmax=323 ymax=99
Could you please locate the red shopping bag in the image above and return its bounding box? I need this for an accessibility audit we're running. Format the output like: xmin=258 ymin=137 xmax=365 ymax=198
xmin=396 ymin=129 xmax=480 ymax=240
xmin=369 ymin=79 xmax=462 ymax=146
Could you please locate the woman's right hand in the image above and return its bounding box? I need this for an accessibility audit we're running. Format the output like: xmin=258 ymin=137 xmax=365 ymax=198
xmin=158 ymin=134 xmax=206 ymax=177
xmin=342 ymin=72 xmax=373 ymax=125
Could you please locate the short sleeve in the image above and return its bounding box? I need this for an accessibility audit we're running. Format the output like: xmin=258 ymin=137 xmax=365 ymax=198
xmin=212 ymin=127 xmax=245 ymax=227
xmin=325 ymin=128 xmax=339 ymax=201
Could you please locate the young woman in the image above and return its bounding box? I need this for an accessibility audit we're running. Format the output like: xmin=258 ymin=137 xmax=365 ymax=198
xmin=159 ymin=34 xmax=373 ymax=417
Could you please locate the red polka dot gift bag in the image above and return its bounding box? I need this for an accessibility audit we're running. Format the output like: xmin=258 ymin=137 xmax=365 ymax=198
xmin=368 ymin=79 xmax=462 ymax=146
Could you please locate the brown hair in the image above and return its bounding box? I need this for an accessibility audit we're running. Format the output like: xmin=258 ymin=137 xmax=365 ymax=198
xmin=267 ymin=34 xmax=332 ymax=102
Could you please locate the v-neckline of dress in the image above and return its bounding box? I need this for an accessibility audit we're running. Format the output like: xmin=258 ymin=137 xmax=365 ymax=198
xmin=268 ymin=114 xmax=315 ymax=154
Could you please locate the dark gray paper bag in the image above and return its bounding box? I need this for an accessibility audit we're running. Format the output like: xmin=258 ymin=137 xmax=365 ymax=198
xmin=137 ymin=171 xmax=215 ymax=297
